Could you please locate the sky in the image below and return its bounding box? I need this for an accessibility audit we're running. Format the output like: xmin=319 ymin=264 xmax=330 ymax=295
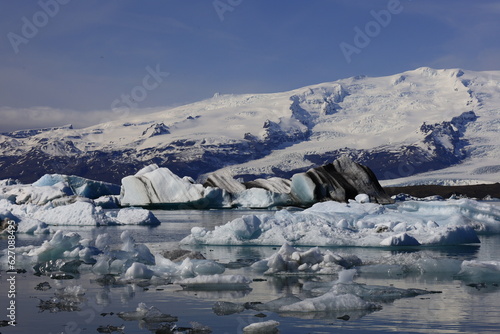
xmin=1 ymin=0 xmax=499 ymax=132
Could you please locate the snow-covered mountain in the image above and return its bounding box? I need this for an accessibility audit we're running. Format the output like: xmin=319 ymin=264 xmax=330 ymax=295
xmin=1 ymin=67 xmax=499 ymax=186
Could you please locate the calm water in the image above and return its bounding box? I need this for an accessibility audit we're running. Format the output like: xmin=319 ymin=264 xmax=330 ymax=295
xmin=1 ymin=208 xmax=500 ymax=333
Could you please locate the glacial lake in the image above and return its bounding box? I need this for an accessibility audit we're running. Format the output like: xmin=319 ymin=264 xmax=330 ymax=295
xmin=2 ymin=207 xmax=500 ymax=334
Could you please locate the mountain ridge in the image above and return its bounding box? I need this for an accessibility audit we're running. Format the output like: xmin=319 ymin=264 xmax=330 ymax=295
xmin=1 ymin=67 xmax=499 ymax=185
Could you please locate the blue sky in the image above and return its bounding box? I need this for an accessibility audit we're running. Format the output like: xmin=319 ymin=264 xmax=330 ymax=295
xmin=1 ymin=0 xmax=499 ymax=131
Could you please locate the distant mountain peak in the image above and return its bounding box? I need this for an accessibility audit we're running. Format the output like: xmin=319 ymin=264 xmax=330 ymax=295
xmin=0 ymin=68 xmax=499 ymax=186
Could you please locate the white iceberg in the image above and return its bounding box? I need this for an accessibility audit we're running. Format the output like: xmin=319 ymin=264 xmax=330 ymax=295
xmin=31 ymin=201 xmax=112 ymax=226
xmin=279 ymin=292 xmax=380 ymax=313
xmin=124 ymin=262 xmax=155 ymax=280
xmin=251 ymin=243 xmax=361 ymax=275
xmin=181 ymin=199 xmax=496 ymax=247
xmin=120 ymin=164 xmax=229 ymax=208
xmin=0 ymin=181 xmax=71 ymax=205
xmin=456 ymin=260 xmax=500 ymax=282
xmin=243 ymin=320 xmax=280 ymax=333
xmin=0 ymin=198 xmax=160 ymax=228
xmin=33 ymin=174 xmax=120 ymax=199
xmin=109 ymin=207 xmax=161 ymax=225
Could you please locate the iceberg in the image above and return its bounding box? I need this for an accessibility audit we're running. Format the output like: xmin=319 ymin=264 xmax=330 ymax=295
xmin=0 ymin=198 xmax=160 ymax=229
xmin=243 ymin=320 xmax=280 ymax=333
xmin=120 ymin=164 xmax=229 ymax=208
xmin=33 ymin=174 xmax=120 ymax=199
xmin=290 ymin=156 xmax=394 ymax=205
xmin=0 ymin=181 xmax=71 ymax=205
xmin=118 ymin=302 xmax=178 ymax=323
xmin=456 ymin=260 xmax=500 ymax=283
xmin=279 ymin=293 xmax=381 ymax=313
xmin=120 ymin=156 xmax=393 ymax=208
xmin=181 ymin=199 xmax=495 ymax=247
xmin=0 ymin=174 xmax=120 ymax=206
xmin=108 ymin=207 xmax=161 ymax=225
xmin=251 ymin=243 xmax=361 ymax=275
xmin=31 ymin=201 xmax=113 ymax=226
xmin=124 ymin=262 xmax=155 ymax=280
xmin=212 ymin=301 xmax=246 ymax=316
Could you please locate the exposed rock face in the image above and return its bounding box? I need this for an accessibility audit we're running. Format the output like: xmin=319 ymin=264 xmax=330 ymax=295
xmin=290 ymin=156 xmax=394 ymax=204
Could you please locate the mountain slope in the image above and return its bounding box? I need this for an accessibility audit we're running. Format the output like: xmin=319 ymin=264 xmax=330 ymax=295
xmin=1 ymin=67 xmax=499 ymax=185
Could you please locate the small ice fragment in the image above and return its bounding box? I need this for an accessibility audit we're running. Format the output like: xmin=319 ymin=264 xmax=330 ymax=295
xmin=355 ymin=194 xmax=370 ymax=203
xmin=243 ymin=320 xmax=280 ymax=333
xmin=212 ymin=301 xmax=245 ymax=315
xmin=124 ymin=262 xmax=154 ymax=280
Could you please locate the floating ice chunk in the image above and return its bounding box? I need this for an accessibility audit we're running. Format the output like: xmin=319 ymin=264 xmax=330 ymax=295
xmin=124 ymin=262 xmax=154 ymax=280
xmin=212 ymin=301 xmax=245 ymax=315
xmin=243 ymin=320 xmax=280 ymax=333
xmin=56 ymin=285 xmax=86 ymax=297
xmin=182 ymin=199 xmax=494 ymax=247
xmin=337 ymin=269 xmax=357 ymax=283
xmin=28 ymin=230 xmax=83 ymax=262
xmin=31 ymin=201 xmax=114 ymax=226
xmin=120 ymin=230 xmax=155 ymax=265
xmin=253 ymin=243 xmax=361 ymax=275
xmin=110 ymin=207 xmax=161 ymax=225
xmin=95 ymin=233 xmax=111 ymax=250
xmin=34 ymin=259 xmax=83 ymax=275
xmin=0 ymin=181 xmax=71 ymax=205
xmin=118 ymin=302 xmax=178 ymax=323
xmin=302 ymin=269 xmax=357 ymax=295
xmin=360 ymin=252 xmax=463 ymax=277
xmin=191 ymin=259 xmax=225 ymax=276
xmin=332 ymin=283 xmax=438 ymax=303
xmin=177 ymin=274 xmax=252 ymax=290
xmin=33 ymin=174 xmax=120 ymax=199
xmin=456 ymin=260 xmax=500 ymax=282
xmin=280 ymin=293 xmax=380 ymax=313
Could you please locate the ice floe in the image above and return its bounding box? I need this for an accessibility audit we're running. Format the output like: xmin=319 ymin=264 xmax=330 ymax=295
xmin=0 ymin=198 xmax=160 ymax=231
xmin=176 ymin=274 xmax=252 ymax=290
xmin=33 ymin=174 xmax=120 ymax=199
xmin=456 ymin=260 xmax=500 ymax=283
xmin=243 ymin=320 xmax=280 ymax=333
xmin=251 ymin=243 xmax=361 ymax=275
xmin=0 ymin=173 xmax=120 ymax=205
xmin=181 ymin=199 xmax=500 ymax=247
